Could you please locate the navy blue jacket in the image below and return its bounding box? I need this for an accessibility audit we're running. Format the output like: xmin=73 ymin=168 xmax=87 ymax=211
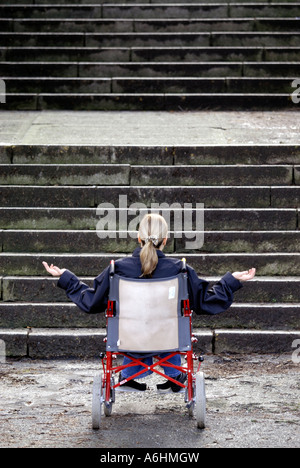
xmin=57 ymin=247 xmax=242 ymax=316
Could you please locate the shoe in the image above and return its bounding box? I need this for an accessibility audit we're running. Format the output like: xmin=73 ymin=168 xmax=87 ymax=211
xmin=157 ymin=373 xmax=187 ymax=394
xmin=117 ymin=374 xmax=147 ymax=392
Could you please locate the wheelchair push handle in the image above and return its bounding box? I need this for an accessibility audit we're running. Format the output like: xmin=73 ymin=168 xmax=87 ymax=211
xmin=181 ymin=258 xmax=187 ymax=273
xmin=109 ymin=260 xmax=115 ymax=277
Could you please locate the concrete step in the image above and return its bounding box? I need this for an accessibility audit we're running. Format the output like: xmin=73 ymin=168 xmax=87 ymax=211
xmin=3 ymin=93 xmax=295 ymax=111
xmin=0 ymin=327 xmax=108 ymax=358
xmin=1 ymin=327 xmax=299 ymax=357
xmin=0 ymin=5 xmax=102 ymax=19
xmin=1 ymin=253 xmax=299 ymax=276
xmin=213 ymin=329 xmax=300 ymax=354
xmin=210 ymin=32 xmax=300 ymax=46
xmin=0 ymin=164 xmax=131 ymax=186
xmin=2 ymin=76 xmax=296 ymax=94
xmin=109 ymin=0 xmax=300 ymax=3
xmin=2 ymin=144 xmax=299 ymax=165
xmin=0 ymin=32 xmax=86 ymax=47
xmin=2 ymin=32 xmax=300 ymax=47
xmin=101 ymin=4 xmax=300 ymax=19
xmin=2 ymin=61 xmax=299 ymax=79
xmin=0 ymin=302 xmax=299 ymax=331
xmin=0 ymin=185 xmax=274 ymax=208
xmin=0 ymin=163 xmax=295 ymax=186
xmin=2 ymin=275 xmax=299 ymax=304
xmin=3 ymin=0 xmax=290 ymax=4
xmin=3 ymin=77 xmax=112 ymax=94
xmin=1 ymin=4 xmax=299 ymax=20
xmin=132 ymin=46 xmax=300 ymax=62
xmin=1 ymin=230 xmax=299 ymax=253
xmin=0 ymin=185 xmax=96 ymax=207
xmin=0 ymin=208 xmax=297 ymax=231
xmin=2 ymin=185 xmax=299 ymax=208
xmin=3 ymin=46 xmax=300 ymax=63
xmin=197 ymin=304 xmax=300 ymax=330
xmin=3 ymin=47 xmax=133 ymax=63
xmin=94 ymin=185 xmax=299 ymax=208
xmin=0 ymin=144 xmax=175 ymax=165
xmin=4 ymin=0 xmax=158 ymax=3
xmin=130 ymin=164 xmax=294 ymax=185
xmin=0 ymin=61 xmax=283 ymax=77
xmin=2 ymin=18 xmax=299 ymax=33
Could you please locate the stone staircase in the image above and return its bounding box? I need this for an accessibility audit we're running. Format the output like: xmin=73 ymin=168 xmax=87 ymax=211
xmin=0 ymin=144 xmax=299 ymax=358
xmin=1 ymin=0 xmax=300 ymax=110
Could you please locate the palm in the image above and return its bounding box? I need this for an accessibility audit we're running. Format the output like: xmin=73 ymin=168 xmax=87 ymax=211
xmin=233 ymin=268 xmax=256 ymax=282
xmin=42 ymin=262 xmax=65 ymax=277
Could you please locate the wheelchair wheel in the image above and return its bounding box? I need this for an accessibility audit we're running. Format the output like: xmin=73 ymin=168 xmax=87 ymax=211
xmin=195 ymin=372 xmax=206 ymax=429
xmin=92 ymin=373 xmax=102 ymax=430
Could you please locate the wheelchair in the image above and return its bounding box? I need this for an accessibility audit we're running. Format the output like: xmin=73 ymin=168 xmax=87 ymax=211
xmin=92 ymin=259 xmax=206 ymax=430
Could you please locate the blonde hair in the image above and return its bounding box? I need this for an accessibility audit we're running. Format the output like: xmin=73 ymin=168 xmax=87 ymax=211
xmin=138 ymin=213 xmax=168 ymax=277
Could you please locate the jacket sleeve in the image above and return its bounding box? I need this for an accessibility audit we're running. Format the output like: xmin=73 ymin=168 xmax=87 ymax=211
xmin=187 ymin=266 xmax=243 ymax=315
xmin=57 ymin=267 xmax=110 ymax=314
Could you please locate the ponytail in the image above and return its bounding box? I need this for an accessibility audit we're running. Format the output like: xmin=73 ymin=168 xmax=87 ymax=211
xmin=138 ymin=214 xmax=168 ymax=278
xmin=140 ymin=241 xmax=158 ymax=278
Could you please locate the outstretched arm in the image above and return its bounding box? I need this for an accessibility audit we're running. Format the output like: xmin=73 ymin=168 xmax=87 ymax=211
xmin=42 ymin=261 xmax=110 ymax=314
xmin=187 ymin=267 xmax=256 ymax=316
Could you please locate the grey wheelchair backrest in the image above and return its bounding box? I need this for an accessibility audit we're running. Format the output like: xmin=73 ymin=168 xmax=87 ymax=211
xmin=106 ymin=273 xmax=191 ymax=354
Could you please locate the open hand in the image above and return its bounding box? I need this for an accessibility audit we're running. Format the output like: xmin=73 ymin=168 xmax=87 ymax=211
xmin=42 ymin=261 xmax=66 ymax=277
xmin=232 ymin=268 xmax=256 ymax=282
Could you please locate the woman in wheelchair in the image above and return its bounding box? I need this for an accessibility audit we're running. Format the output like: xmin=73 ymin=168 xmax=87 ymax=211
xmin=43 ymin=213 xmax=256 ymax=393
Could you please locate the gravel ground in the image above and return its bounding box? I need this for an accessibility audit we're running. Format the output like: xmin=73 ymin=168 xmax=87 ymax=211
xmin=0 ymin=354 xmax=299 ymax=449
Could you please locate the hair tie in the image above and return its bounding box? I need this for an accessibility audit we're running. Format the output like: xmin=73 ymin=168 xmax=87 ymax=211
xmin=145 ymin=235 xmax=159 ymax=246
